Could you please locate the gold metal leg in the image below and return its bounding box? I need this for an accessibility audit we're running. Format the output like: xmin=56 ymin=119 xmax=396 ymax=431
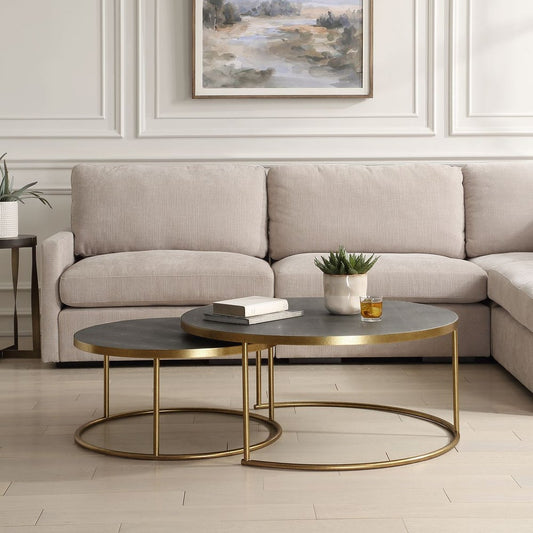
xmin=255 ymin=351 xmax=262 ymax=407
xmin=268 ymin=347 xmax=275 ymax=420
xmin=153 ymin=358 xmax=160 ymax=457
xmin=452 ymin=329 xmax=460 ymax=433
xmin=242 ymin=342 xmax=250 ymax=463
xmin=103 ymin=355 xmax=110 ymax=418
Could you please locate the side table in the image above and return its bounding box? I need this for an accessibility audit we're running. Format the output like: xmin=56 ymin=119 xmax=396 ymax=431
xmin=181 ymin=298 xmax=460 ymax=471
xmin=0 ymin=234 xmax=40 ymax=358
xmin=73 ymin=318 xmax=281 ymax=460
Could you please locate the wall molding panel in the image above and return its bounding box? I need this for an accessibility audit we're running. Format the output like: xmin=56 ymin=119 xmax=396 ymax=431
xmin=138 ymin=0 xmax=437 ymax=138
xmin=9 ymin=154 xmax=533 ymax=193
xmin=0 ymin=0 xmax=124 ymax=138
xmin=450 ymin=0 xmax=533 ymax=136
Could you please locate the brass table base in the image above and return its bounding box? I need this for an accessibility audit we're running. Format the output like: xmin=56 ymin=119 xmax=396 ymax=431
xmin=75 ymin=407 xmax=282 ymax=461
xmin=74 ymin=353 xmax=281 ymax=461
xmin=248 ymin=400 xmax=459 ymax=471
xmin=241 ymin=329 xmax=460 ymax=471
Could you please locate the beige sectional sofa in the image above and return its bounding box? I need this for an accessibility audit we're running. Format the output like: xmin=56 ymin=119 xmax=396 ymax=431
xmin=40 ymin=162 xmax=533 ymax=392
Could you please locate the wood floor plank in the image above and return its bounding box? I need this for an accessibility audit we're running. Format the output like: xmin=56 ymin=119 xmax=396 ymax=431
xmin=0 ymin=358 xmax=531 ymax=531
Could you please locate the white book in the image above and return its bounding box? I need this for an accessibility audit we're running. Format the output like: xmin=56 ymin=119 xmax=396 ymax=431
xmin=212 ymin=296 xmax=289 ymax=317
xmin=204 ymin=309 xmax=303 ymax=325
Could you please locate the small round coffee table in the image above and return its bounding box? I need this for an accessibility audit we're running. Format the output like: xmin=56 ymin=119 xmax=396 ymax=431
xmin=73 ymin=317 xmax=281 ymax=460
xmin=181 ymin=298 xmax=460 ymax=471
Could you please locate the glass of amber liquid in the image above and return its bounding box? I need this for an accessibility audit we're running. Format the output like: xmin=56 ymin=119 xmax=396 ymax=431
xmin=360 ymin=296 xmax=383 ymax=322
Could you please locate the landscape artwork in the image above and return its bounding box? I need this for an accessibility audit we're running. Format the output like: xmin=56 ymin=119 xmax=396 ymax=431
xmin=193 ymin=0 xmax=372 ymax=97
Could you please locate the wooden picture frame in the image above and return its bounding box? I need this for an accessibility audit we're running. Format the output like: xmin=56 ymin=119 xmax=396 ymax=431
xmin=193 ymin=0 xmax=373 ymax=98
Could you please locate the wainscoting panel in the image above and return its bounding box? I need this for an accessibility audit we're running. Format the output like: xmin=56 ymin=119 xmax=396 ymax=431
xmin=138 ymin=0 xmax=436 ymax=137
xmin=0 ymin=0 xmax=123 ymax=138
xmin=450 ymin=0 xmax=533 ymax=135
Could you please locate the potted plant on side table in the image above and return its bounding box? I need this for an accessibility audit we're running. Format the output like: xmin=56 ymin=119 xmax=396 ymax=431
xmin=314 ymin=245 xmax=380 ymax=315
xmin=0 ymin=153 xmax=51 ymax=238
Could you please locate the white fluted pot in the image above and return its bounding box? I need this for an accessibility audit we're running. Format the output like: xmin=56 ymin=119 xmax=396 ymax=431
xmin=0 ymin=202 xmax=18 ymax=238
xmin=323 ymin=273 xmax=368 ymax=315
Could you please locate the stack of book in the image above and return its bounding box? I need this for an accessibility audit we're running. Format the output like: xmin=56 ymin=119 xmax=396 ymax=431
xmin=204 ymin=296 xmax=303 ymax=325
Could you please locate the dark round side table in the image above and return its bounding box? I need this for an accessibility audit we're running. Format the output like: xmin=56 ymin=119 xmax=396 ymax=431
xmin=73 ymin=318 xmax=281 ymax=460
xmin=0 ymin=234 xmax=40 ymax=358
xmin=182 ymin=298 xmax=460 ymax=471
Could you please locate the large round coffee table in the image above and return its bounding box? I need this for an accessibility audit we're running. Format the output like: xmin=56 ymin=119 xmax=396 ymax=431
xmin=73 ymin=317 xmax=281 ymax=460
xmin=181 ymin=297 xmax=460 ymax=471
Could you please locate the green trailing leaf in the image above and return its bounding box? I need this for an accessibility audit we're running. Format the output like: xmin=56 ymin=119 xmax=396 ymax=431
xmin=26 ymin=190 xmax=52 ymax=208
xmin=0 ymin=153 xmax=52 ymax=207
xmin=0 ymin=153 xmax=10 ymax=197
xmin=314 ymin=245 xmax=380 ymax=275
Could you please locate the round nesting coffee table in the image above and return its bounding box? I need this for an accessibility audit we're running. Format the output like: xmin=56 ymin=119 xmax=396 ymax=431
xmin=73 ymin=317 xmax=281 ymax=460
xmin=181 ymin=297 xmax=460 ymax=471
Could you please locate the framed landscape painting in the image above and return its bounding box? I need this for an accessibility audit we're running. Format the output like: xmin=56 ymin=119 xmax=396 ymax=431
xmin=193 ymin=0 xmax=373 ymax=98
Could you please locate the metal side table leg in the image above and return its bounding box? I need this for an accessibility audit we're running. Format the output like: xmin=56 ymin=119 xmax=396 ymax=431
xmin=11 ymin=247 xmax=19 ymax=350
xmin=452 ymin=329 xmax=460 ymax=434
xmin=255 ymin=350 xmax=262 ymax=407
xmin=241 ymin=342 xmax=250 ymax=463
xmin=268 ymin=346 xmax=275 ymax=420
xmin=153 ymin=358 xmax=160 ymax=457
xmin=103 ymin=355 xmax=110 ymax=418
xmin=30 ymin=243 xmax=40 ymax=355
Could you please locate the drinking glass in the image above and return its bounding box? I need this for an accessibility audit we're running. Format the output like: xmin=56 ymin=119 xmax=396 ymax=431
xmin=360 ymin=296 xmax=383 ymax=322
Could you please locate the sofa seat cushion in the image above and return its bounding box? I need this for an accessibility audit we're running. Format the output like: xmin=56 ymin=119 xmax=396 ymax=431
xmin=472 ymin=254 xmax=533 ymax=332
xmin=60 ymin=251 xmax=274 ymax=307
xmin=273 ymin=253 xmax=487 ymax=303
xmin=470 ymin=252 xmax=533 ymax=271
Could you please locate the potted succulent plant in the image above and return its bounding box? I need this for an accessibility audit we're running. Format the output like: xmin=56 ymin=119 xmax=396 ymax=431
xmin=314 ymin=245 xmax=380 ymax=315
xmin=0 ymin=153 xmax=51 ymax=238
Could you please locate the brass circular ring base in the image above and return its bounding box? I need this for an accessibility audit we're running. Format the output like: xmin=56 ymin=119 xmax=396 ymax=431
xmin=247 ymin=401 xmax=459 ymax=471
xmin=75 ymin=407 xmax=282 ymax=461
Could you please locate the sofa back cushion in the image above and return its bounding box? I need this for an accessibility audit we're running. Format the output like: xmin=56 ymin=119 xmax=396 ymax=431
xmin=267 ymin=164 xmax=465 ymax=260
xmin=71 ymin=164 xmax=268 ymax=258
xmin=463 ymin=163 xmax=533 ymax=258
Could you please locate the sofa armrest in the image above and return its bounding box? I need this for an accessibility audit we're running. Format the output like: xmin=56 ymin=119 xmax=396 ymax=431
xmin=40 ymin=231 xmax=75 ymax=362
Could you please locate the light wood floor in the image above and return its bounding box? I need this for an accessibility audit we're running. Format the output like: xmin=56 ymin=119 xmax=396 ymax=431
xmin=0 ymin=357 xmax=532 ymax=533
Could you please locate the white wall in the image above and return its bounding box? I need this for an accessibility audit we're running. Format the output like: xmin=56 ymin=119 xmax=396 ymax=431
xmin=1 ymin=0 xmax=533 ymax=338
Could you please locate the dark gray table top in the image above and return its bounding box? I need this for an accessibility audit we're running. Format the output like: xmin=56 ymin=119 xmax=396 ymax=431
xmin=0 ymin=234 xmax=37 ymax=248
xmin=180 ymin=298 xmax=458 ymax=346
xmin=74 ymin=317 xmax=246 ymax=359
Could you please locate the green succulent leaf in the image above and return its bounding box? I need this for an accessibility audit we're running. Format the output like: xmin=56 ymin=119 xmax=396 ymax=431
xmin=314 ymin=246 xmax=380 ymax=275
xmin=0 ymin=154 xmax=52 ymax=208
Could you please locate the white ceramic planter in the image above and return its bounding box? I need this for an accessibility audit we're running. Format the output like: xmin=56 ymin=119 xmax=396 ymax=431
xmin=323 ymin=273 xmax=368 ymax=315
xmin=0 ymin=202 xmax=18 ymax=238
